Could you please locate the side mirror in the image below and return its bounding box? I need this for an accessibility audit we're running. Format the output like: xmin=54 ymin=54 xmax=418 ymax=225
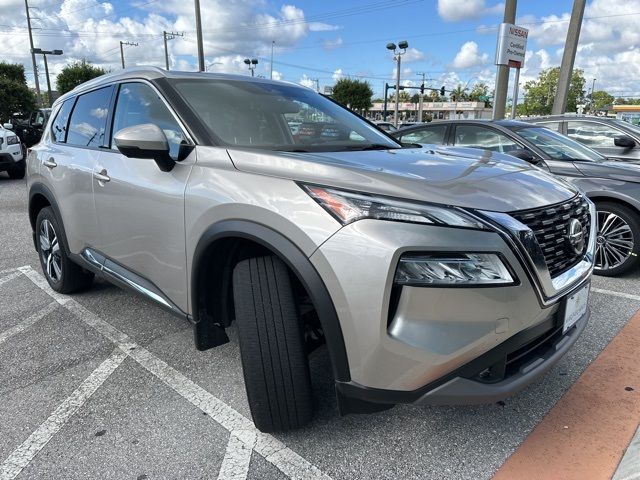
xmin=509 ymin=148 xmax=540 ymax=164
xmin=614 ymin=135 xmax=635 ymax=149
xmin=3 ymin=123 xmax=13 ymax=130
xmin=114 ymin=123 xmax=175 ymax=172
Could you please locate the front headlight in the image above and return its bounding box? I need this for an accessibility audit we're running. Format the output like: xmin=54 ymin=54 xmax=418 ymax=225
xmin=6 ymin=135 xmax=20 ymax=145
xmin=301 ymin=184 xmax=487 ymax=229
xmin=395 ymin=253 xmax=516 ymax=286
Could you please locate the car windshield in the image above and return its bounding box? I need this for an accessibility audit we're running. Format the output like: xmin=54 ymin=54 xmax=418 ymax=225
xmin=515 ymin=126 xmax=604 ymax=161
xmin=171 ymin=79 xmax=400 ymax=152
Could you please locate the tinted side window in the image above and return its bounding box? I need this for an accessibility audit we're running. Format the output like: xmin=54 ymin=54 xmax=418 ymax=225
xmin=50 ymin=100 xmax=74 ymax=143
xmin=66 ymin=86 xmax=113 ymax=148
xmin=111 ymin=83 xmax=184 ymax=160
xmin=400 ymin=125 xmax=447 ymax=145
xmin=454 ymin=125 xmax=520 ymax=153
xmin=567 ymin=121 xmax=623 ymax=147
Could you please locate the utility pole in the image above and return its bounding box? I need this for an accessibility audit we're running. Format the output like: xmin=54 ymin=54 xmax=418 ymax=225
xmin=552 ymin=0 xmax=586 ymax=114
xmin=270 ymin=40 xmax=275 ymax=79
xmin=163 ymin=31 xmax=183 ymax=70
xmin=24 ymin=0 xmax=41 ymax=106
xmin=194 ymin=0 xmax=205 ymax=71
xmin=417 ymin=72 xmax=426 ymax=122
xmin=120 ymin=41 xmax=138 ymax=69
xmin=492 ymin=0 xmax=517 ymax=119
xmin=386 ymin=40 xmax=408 ymax=128
xmin=32 ymin=49 xmax=63 ymax=107
xmin=312 ymin=78 xmax=320 ymax=92
xmin=590 ymin=77 xmax=596 ymax=110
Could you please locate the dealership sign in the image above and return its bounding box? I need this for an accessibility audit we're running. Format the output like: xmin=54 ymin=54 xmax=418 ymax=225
xmin=495 ymin=23 xmax=528 ymax=68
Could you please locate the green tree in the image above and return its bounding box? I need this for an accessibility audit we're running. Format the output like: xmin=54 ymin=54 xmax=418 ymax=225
xmin=589 ymin=90 xmax=614 ymax=112
xmin=449 ymin=84 xmax=469 ymax=101
xmin=468 ymin=82 xmax=492 ymax=106
xmin=0 ymin=62 xmax=36 ymax=121
xmin=331 ymin=78 xmax=373 ymax=111
xmin=521 ymin=67 xmax=585 ymax=115
xmin=56 ymin=60 xmax=106 ymax=95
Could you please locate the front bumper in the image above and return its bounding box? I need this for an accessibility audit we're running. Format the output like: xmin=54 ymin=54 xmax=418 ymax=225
xmin=0 ymin=148 xmax=24 ymax=169
xmin=310 ymin=213 xmax=593 ymax=409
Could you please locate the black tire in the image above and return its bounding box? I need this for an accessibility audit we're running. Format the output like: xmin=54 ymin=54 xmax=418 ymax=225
xmin=594 ymin=201 xmax=640 ymax=276
xmin=8 ymin=160 xmax=25 ymax=179
xmin=232 ymin=255 xmax=313 ymax=432
xmin=35 ymin=207 xmax=94 ymax=293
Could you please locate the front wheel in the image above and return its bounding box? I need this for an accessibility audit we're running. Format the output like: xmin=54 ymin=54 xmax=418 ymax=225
xmin=35 ymin=207 xmax=94 ymax=293
xmin=594 ymin=202 xmax=640 ymax=276
xmin=7 ymin=160 xmax=25 ymax=179
xmin=232 ymin=255 xmax=314 ymax=432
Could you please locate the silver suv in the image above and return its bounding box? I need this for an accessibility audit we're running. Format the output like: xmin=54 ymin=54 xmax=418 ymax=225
xmin=27 ymin=68 xmax=595 ymax=432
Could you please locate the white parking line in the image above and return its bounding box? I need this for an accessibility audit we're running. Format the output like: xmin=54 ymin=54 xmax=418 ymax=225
xmin=0 ymin=301 xmax=58 ymax=345
xmin=0 ymin=267 xmax=18 ymax=276
xmin=217 ymin=434 xmax=253 ymax=480
xmin=19 ymin=265 xmax=332 ymax=480
xmin=613 ymin=424 xmax=640 ymax=480
xmin=592 ymin=288 xmax=640 ymax=302
xmin=0 ymin=349 xmax=127 ymax=480
xmin=0 ymin=271 xmax=22 ymax=287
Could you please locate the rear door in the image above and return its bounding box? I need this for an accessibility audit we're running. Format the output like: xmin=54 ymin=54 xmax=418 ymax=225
xmin=93 ymin=81 xmax=194 ymax=312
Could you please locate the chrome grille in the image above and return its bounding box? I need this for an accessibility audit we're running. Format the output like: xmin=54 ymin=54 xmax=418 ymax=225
xmin=510 ymin=196 xmax=591 ymax=278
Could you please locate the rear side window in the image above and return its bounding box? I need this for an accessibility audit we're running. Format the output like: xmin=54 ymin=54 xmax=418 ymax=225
xmin=537 ymin=121 xmax=561 ymax=132
xmin=66 ymin=86 xmax=113 ymax=148
xmin=454 ymin=125 xmax=520 ymax=153
xmin=50 ymin=100 xmax=74 ymax=143
xmin=399 ymin=125 xmax=447 ymax=145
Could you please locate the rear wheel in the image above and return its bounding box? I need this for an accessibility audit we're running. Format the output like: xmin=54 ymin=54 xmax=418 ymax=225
xmin=232 ymin=255 xmax=313 ymax=432
xmin=8 ymin=160 xmax=25 ymax=179
xmin=594 ymin=202 xmax=640 ymax=276
xmin=36 ymin=207 xmax=94 ymax=293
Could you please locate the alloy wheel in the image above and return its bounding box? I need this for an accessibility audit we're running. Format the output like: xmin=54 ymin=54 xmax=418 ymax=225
xmin=595 ymin=210 xmax=635 ymax=271
xmin=39 ymin=219 xmax=63 ymax=282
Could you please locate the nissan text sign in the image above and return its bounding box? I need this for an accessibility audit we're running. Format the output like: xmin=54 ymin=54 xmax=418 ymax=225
xmin=495 ymin=23 xmax=528 ymax=68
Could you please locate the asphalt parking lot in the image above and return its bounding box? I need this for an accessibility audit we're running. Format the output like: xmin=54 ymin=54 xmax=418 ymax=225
xmin=1 ymin=173 xmax=639 ymax=480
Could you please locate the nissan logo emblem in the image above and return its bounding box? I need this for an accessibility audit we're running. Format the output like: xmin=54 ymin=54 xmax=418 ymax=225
xmin=566 ymin=218 xmax=585 ymax=255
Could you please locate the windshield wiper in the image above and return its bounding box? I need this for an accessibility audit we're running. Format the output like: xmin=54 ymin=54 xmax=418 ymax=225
xmin=342 ymin=143 xmax=399 ymax=151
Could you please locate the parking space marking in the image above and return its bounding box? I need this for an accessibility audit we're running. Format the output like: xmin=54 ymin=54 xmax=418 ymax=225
xmin=0 ymin=349 xmax=127 ymax=480
xmin=0 ymin=271 xmax=21 ymax=287
xmin=613 ymin=424 xmax=640 ymax=480
xmin=217 ymin=434 xmax=254 ymax=480
xmin=592 ymin=288 xmax=640 ymax=302
xmin=18 ymin=265 xmax=332 ymax=480
xmin=0 ymin=301 xmax=58 ymax=345
xmin=0 ymin=268 xmax=18 ymax=276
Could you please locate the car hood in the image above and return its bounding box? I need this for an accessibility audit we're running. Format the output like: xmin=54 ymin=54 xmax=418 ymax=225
xmin=574 ymin=159 xmax=640 ymax=183
xmin=226 ymin=145 xmax=577 ymax=213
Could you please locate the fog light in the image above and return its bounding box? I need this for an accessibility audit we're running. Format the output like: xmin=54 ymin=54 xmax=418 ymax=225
xmin=394 ymin=253 xmax=515 ymax=286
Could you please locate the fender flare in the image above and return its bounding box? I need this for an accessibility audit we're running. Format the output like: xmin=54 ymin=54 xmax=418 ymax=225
xmin=28 ymin=183 xmax=70 ymax=254
xmin=191 ymin=219 xmax=351 ymax=382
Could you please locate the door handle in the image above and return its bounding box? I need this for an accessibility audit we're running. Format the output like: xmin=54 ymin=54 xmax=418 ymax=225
xmin=43 ymin=158 xmax=57 ymax=169
xmin=93 ymin=169 xmax=110 ymax=183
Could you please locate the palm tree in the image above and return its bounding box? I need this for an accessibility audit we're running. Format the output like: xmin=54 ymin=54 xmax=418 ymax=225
xmin=450 ymin=84 xmax=469 ymax=102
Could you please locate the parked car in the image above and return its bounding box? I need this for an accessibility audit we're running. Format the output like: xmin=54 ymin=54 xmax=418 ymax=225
xmin=525 ymin=115 xmax=640 ymax=162
xmin=0 ymin=123 xmax=25 ymax=179
xmin=12 ymin=108 xmax=51 ymax=148
xmin=393 ymin=119 xmax=640 ymax=276
xmin=374 ymin=121 xmax=397 ymax=132
xmin=29 ymin=67 xmax=594 ymax=432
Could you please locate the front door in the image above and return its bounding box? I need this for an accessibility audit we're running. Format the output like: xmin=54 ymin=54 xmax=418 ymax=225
xmin=93 ymin=81 xmax=194 ymax=313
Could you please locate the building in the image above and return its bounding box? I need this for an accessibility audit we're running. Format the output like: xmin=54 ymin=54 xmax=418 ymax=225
xmin=611 ymin=105 xmax=640 ymax=126
xmin=368 ymin=101 xmax=492 ymax=122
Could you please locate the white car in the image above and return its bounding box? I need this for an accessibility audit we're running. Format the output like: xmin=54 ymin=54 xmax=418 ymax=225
xmin=0 ymin=123 xmax=24 ymax=179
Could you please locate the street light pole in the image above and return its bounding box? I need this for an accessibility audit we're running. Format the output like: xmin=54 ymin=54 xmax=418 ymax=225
xmin=163 ymin=31 xmax=184 ymax=70
xmin=417 ymin=72 xmax=426 ymax=122
xmin=194 ymin=0 xmax=205 ymax=71
xmin=270 ymin=40 xmax=275 ymax=79
xmin=493 ymin=0 xmax=517 ymax=119
xmin=387 ymin=40 xmax=408 ymax=128
xmin=24 ymin=0 xmax=41 ymax=106
xmin=32 ymin=48 xmax=63 ymax=107
xmin=244 ymin=58 xmax=258 ymax=76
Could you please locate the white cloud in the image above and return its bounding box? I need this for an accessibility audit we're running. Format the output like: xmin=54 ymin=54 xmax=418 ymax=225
xmin=452 ymin=41 xmax=489 ymax=69
xmin=322 ymin=37 xmax=343 ymax=50
xmin=271 ymin=70 xmax=283 ymax=81
xmin=299 ymin=74 xmax=315 ymax=88
xmin=332 ymin=68 xmax=344 ymax=81
xmin=437 ymin=0 xmax=504 ymax=22
xmin=401 ymin=48 xmax=425 ymax=63
xmin=309 ymin=22 xmax=340 ymax=32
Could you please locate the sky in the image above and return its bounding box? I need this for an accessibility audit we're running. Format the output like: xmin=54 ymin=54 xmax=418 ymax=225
xmin=2 ymin=0 xmax=640 ymax=99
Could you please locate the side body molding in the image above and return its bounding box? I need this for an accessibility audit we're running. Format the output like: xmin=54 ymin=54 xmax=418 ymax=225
xmin=191 ymin=220 xmax=351 ymax=382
